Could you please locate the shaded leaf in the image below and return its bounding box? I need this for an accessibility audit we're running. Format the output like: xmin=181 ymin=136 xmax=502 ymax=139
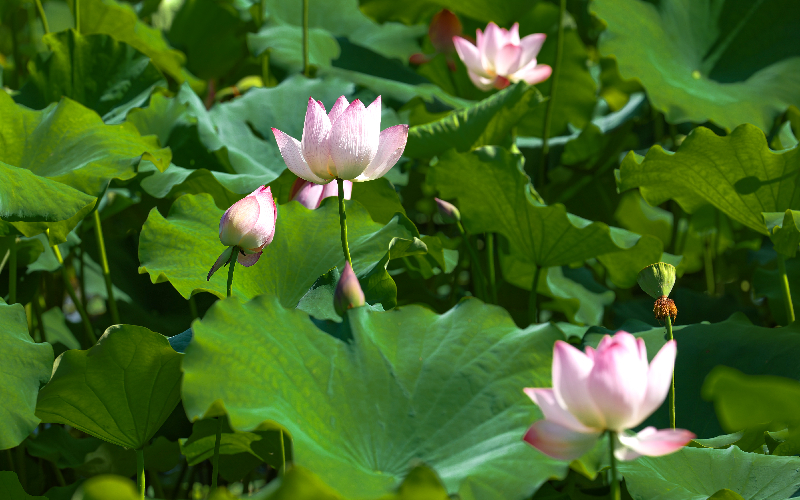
xmin=0 ymin=472 xmax=47 ymax=500
xmin=764 ymin=210 xmax=800 ymax=257
xmin=25 ymin=425 xmax=102 ymax=469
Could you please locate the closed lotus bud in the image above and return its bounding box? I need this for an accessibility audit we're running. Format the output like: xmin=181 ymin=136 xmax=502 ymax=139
xmin=334 ymin=262 xmax=365 ymax=317
xmin=429 ymin=9 xmax=462 ymax=55
xmin=435 ymin=197 xmax=461 ymax=223
xmin=289 ymin=178 xmax=352 ymax=210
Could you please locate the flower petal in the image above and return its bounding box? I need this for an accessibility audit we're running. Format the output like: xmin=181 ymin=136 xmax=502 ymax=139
xmin=328 ymin=96 xmax=350 ymax=126
xmin=301 ymin=97 xmax=333 ymax=174
xmin=523 ymin=420 xmax=601 ymax=461
xmin=482 ymin=22 xmax=504 ymax=70
xmin=519 ymin=33 xmax=546 ymax=65
xmin=466 ymin=69 xmax=495 ymax=91
xmin=219 ymin=196 xmax=259 ymax=247
xmin=494 ymin=43 xmax=522 ymax=76
xmin=524 ymin=388 xmax=593 ymax=433
xmin=634 ymin=340 xmax=677 ymax=426
xmin=552 ymin=340 xmax=605 ymax=429
xmin=453 ymin=36 xmax=489 ymax=76
xmin=358 ymin=124 xmax=409 ymax=181
xmin=239 ymin=186 xmax=276 ymax=250
xmin=272 ymin=128 xmax=330 ymax=183
xmin=237 ymin=250 xmax=262 ymax=267
xmin=508 ymin=22 xmax=520 ymax=45
xmin=292 ymin=181 xmax=325 ymax=209
xmin=616 ymin=427 xmax=695 ymax=461
xmin=329 ymin=99 xmax=380 ymax=180
xmin=207 ymin=247 xmax=233 ymax=281
xmin=518 ymin=63 xmax=552 ymax=85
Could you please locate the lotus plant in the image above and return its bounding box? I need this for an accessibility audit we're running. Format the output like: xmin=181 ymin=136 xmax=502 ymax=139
xmin=524 ymin=332 xmax=694 ymax=499
xmin=453 ymin=22 xmax=552 ymax=90
xmin=409 ymin=9 xmax=464 ymax=71
xmin=271 ymin=96 xmax=408 ymax=271
xmin=289 ymin=177 xmax=352 ymax=210
xmin=334 ymin=262 xmax=365 ymax=317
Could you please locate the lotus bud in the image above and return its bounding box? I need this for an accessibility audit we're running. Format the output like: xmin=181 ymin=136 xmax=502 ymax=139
xmin=334 ymin=262 xmax=365 ymax=317
xmin=638 ymin=262 xmax=678 ymax=322
xmin=435 ymin=197 xmax=461 ymax=224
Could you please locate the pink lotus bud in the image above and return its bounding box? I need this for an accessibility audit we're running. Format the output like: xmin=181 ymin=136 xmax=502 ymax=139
xmin=429 ymin=9 xmax=462 ymax=54
xmin=453 ymin=22 xmax=552 ymax=91
xmin=334 ymin=262 xmax=365 ymax=317
xmin=522 ymin=332 xmax=694 ymax=461
xmin=289 ymin=178 xmax=352 ymax=210
xmin=434 ymin=197 xmax=460 ymax=223
xmin=208 ymin=186 xmax=276 ymax=280
xmin=272 ymin=96 xmax=408 ymax=184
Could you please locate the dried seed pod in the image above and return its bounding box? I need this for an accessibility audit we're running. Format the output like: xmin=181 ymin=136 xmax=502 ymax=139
xmin=654 ymin=296 xmax=678 ymax=322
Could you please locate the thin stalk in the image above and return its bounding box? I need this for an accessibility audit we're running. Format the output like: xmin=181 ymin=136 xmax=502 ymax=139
xmin=9 ymin=237 xmax=17 ymax=304
xmin=33 ymin=298 xmax=45 ymax=343
xmin=5 ymin=449 xmax=14 ymax=474
xmin=149 ymin=469 xmax=165 ymax=499
xmin=529 ymin=265 xmax=543 ymax=324
xmin=211 ymin=417 xmax=223 ymax=490
xmin=486 ymin=233 xmax=497 ymax=304
xmin=226 ymin=247 xmax=237 ymax=298
xmin=279 ymin=429 xmax=286 ymax=476
xmin=51 ymin=460 xmax=66 ymax=486
xmin=456 ymin=222 xmax=487 ymax=300
xmin=777 ymin=254 xmax=796 ymax=325
xmin=261 ymin=49 xmax=271 ymax=86
xmin=169 ymin=460 xmax=189 ymax=499
xmin=301 ymin=0 xmax=309 ymax=77
xmin=34 ymin=0 xmax=49 ymax=33
xmin=136 ymin=449 xmax=145 ymax=499
xmin=93 ymin=211 xmax=120 ymax=324
xmin=74 ymin=0 xmax=80 ymax=33
xmin=337 ymin=179 xmax=352 ymax=268
xmin=608 ymin=431 xmax=620 ymax=500
xmin=537 ymin=0 xmax=566 ymax=190
xmin=0 ymin=248 xmax=9 ymax=275
xmin=52 ymin=241 xmax=96 ymax=345
xmin=665 ymin=315 xmax=676 ymax=429
xmin=78 ymin=242 xmax=86 ymax=309
xmin=704 ymin=235 xmax=715 ymax=295
xmin=189 ymin=295 xmax=199 ymax=320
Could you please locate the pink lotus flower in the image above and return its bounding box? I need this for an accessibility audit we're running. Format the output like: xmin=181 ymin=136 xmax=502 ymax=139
xmin=453 ymin=22 xmax=552 ymax=91
xmin=334 ymin=262 xmax=365 ymax=317
xmin=271 ymin=96 xmax=408 ymax=184
xmin=523 ymin=332 xmax=694 ymax=461
xmin=207 ymin=186 xmax=276 ymax=280
xmin=289 ymin=177 xmax=352 ymax=210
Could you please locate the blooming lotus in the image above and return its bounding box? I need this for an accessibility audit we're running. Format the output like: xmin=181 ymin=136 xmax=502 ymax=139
xmin=271 ymin=96 xmax=408 ymax=184
xmin=523 ymin=332 xmax=694 ymax=461
xmin=453 ymin=22 xmax=552 ymax=91
xmin=289 ymin=177 xmax=352 ymax=210
xmin=207 ymin=186 xmax=276 ymax=280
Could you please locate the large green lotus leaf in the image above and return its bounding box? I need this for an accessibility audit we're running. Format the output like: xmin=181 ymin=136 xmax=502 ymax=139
xmin=617 ymin=124 xmax=800 ymax=235
xmin=584 ymin=314 xmax=800 ymax=438
xmin=619 ymin=446 xmax=800 ymax=500
xmin=428 ymin=147 xmax=667 ymax=289
xmin=23 ymin=30 xmax=165 ymax=124
xmin=0 ymin=300 xmax=54 ymax=450
xmin=0 ymin=162 xmax=97 ymax=243
xmin=592 ymin=0 xmax=800 ymax=132
xmin=248 ymin=25 xmax=341 ymax=73
xmin=764 ymin=210 xmax=800 ymax=258
xmin=138 ymin=194 xmax=418 ymax=307
xmin=77 ymin=0 xmax=198 ymax=87
xmin=753 ymin=257 xmax=800 ymax=326
xmin=0 ymin=92 xmax=171 ymax=199
xmin=0 ymin=472 xmax=46 ymax=500
xmin=539 ymin=267 xmax=615 ymax=327
xmin=35 ymin=325 xmax=182 ymax=450
xmin=404 ymin=82 xmax=542 ymax=159
xmin=182 ymin=295 xmax=567 ymax=499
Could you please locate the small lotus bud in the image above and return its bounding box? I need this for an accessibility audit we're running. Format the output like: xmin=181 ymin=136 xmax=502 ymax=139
xmin=429 ymin=9 xmax=462 ymax=54
xmin=637 ymin=262 xmax=677 ymax=299
xmin=334 ymin=262 xmax=365 ymax=317
xmin=435 ymin=197 xmax=461 ymax=224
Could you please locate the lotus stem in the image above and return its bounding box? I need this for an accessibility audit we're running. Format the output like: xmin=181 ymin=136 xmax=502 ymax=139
xmin=52 ymin=238 xmax=96 ymax=345
xmin=529 ymin=265 xmax=544 ymax=324
xmin=608 ymin=431 xmax=620 ymax=500
xmin=189 ymin=295 xmax=199 ymax=320
xmin=34 ymin=0 xmax=49 ymax=34
xmin=226 ymin=248 xmax=237 ymax=298
xmin=211 ymin=417 xmax=222 ymax=490
xmin=777 ymin=254 xmax=796 ymax=325
xmin=486 ymin=233 xmax=497 ymax=304
xmin=261 ymin=49 xmax=271 ymax=87
xmin=302 ymin=0 xmax=309 ymax=77
xmin=455 ymin=222 xmax=487 ymax=301
xmin=279 ymin=429 xmax=286 ymax=476
xmin=537 ymin=0 xmax=566 ymax=189
xmin=9 ymin=237 xmax=17 ymax=304
xmin=93 ymin=210 xmax=120 ymax=325
xmin=337 ymin=178 xmax=352 ymax=269
xmin=136 ymin=449 xmax=145 ymax=499
xmin=665 ymin=315 xmax=676 ymax=428
xmin=74 ymin=0 xmax=80 ymax=34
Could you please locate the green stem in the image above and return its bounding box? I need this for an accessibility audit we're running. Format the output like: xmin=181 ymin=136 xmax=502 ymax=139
xmin=93 ymin=210 xmax=120 ymax=325
xmin=32 ymin=298 xmax=45 ymax=343
xmin=279 ymin=429 xmax=286 ymax=476
xmin=34 ymin=0 xmax=49 ymax=34
xmin=9 ymin=237 xmax=17 ymax=304
xmin=456 ymin=222 xmax=487 ymax=301
xmin=211 ymin=417 xmax=222 ymax=490
xmin=261 ymin=49 xmax=271 ymax=86
xmin=608 ymin=431 xmax=620 ymax=500
xmin=136 ymin=449 xmax=145 ymax=499
xmin=189 ymin=295 xmax=199 ymax=320
xmin=6 ymin=449 xmax=14 ymax=474
xmin=537 ymin=0 xmax=566 ymax=190
xmin=529 ymin=265 xmax=543 ymax=324
xmin=301 ymin=0 xmax=309 ymax=77
xmin=226 ymin=247 xmax=237 ymax=298
xmin=704 ymin=235 xmax=715 ymax=295
xmin=51 ymin=460 xmax=66 ymax=486
xmin=486 ymin=233 xmax=497 ymax=304
xmin=665 ymin=315 xmax=676 ymax=429
xmin=777 ymin=253 xmax=796 ymax=325
xmin=0 ymin=248 xmax=9 ymax=276
xmin=337 ymin=179 xmax=352 ymax=269
xmin=74 ymin=0 xmax=80 ymax=34
xmin=52 ymin=240 xmax=97 ymax=345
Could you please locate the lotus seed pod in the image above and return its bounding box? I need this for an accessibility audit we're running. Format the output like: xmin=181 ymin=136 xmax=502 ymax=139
xmin=637 ymin=262 xmax=677 ymax=299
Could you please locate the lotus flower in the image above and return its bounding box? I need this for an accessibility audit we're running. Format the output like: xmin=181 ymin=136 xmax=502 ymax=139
xmin=523 ymin=332 xmax=694 ymax=461
xmin=334 ymin=262 xmax=365 ymax=317
xmin=289 ymin=177 xmax=352 ymax=210
xmin=453 ymin=22 xmax=552 ymax=91
xmin=207 ymin=186 xmax=276 ymax=280
xmin=271 ymin=96 xmax=408 ymax=184
xmin=434 ymin=197 xmax=460 ymax=223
